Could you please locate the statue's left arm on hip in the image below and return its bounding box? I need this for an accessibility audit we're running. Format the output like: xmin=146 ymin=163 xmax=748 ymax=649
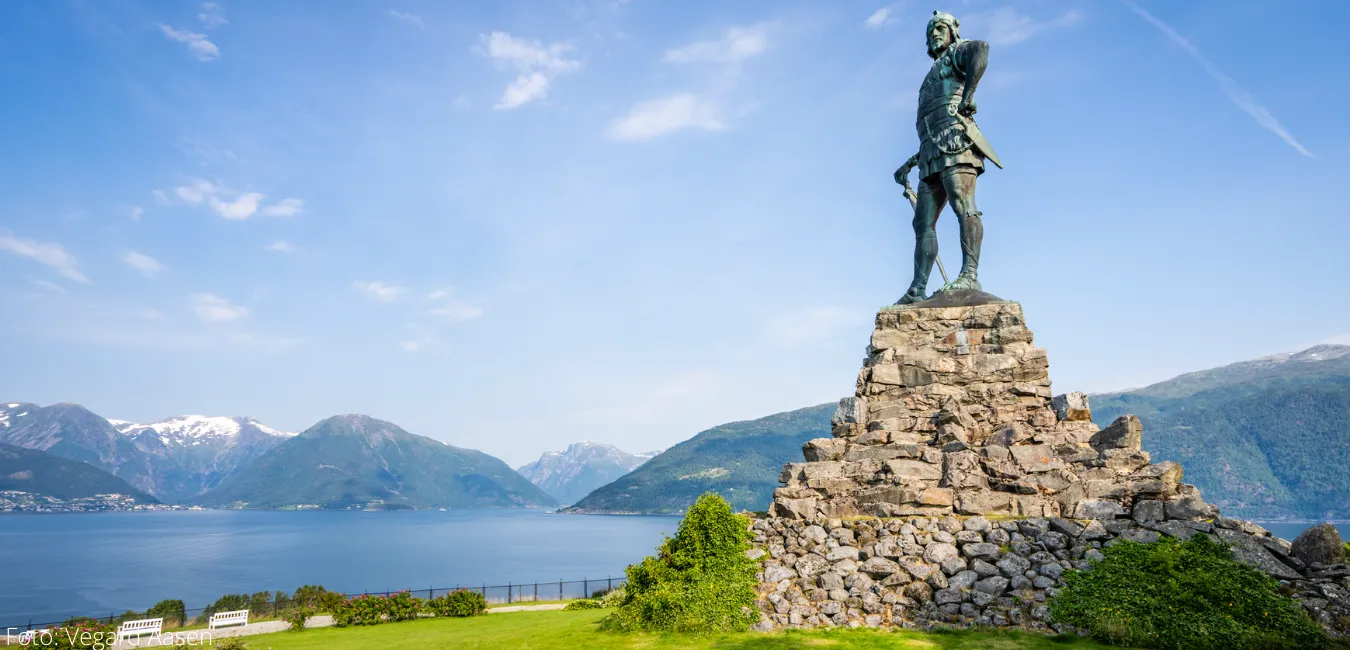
xmin=953 ymin=40 xmax=990 ymax=116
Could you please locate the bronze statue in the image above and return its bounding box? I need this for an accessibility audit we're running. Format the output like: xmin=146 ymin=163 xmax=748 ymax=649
xmin=893 ymin=11 xmax=1002 ymax=305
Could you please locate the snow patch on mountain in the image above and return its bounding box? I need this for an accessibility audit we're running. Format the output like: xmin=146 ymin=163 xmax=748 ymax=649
xmin=114 ymin=415 xmax=295 ymax=447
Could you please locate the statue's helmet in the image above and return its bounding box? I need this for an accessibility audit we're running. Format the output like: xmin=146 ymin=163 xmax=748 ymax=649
xmin=926 ymin=10 xmax=961 ymax=59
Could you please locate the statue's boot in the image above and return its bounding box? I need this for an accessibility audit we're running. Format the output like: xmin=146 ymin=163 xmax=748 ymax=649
xmin=894 ymin=286 xmax=927 ymax=305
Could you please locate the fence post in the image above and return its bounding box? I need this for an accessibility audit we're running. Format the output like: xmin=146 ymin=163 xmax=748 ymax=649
xmin=508 ymin=582 xmax=512 ymax=604
xmin=608 ymin=576 xmax=612 ymax=593
xmin=481 ymin=584 xmax=486 ymax=600
xmin=583 ymin=578 xmax=588 ymax=599
xmin=533 ymin=582 xmax=538 ymax=602
xmin=430 ymin=586 xmax=434 ymax=600
xmin=559 ymin=580 xmax=563 ymax=601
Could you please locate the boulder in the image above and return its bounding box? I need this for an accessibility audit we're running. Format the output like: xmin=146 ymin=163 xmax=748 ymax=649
xmin=1090 ymin=415 xmax=1142 ymax=451
xmin=831 ymin=397 xmax=865 ymax=426
xmin=1291 ymin=523 xmax=1346 ymax=567
xmin=1052 ymin=392 xmax=1092 ymax=422
xmin=803 ymin=438 xmax=847 ymax=462
xmin=1074 ymin=500 xmax=1126 ymax=520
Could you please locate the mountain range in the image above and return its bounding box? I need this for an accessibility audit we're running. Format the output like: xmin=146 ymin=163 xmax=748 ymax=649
xmin=0 ymin=404 xmax=553 ymax=510
xmin=516 ymin=442 xmax=658 ymax=506
xmin=0 ymin=403 xmax=293 ymax=503
xmin=194 ymin=414 xmax=556 ymax=509
xmin=4 ymin=343 xmax=1347 ymax=516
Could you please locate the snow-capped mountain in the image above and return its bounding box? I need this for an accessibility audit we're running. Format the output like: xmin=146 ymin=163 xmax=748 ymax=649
xmin=516 ymin=441 xmax=659 ymax=507
xmin=0 ymin=404 xmax=294 ymax=503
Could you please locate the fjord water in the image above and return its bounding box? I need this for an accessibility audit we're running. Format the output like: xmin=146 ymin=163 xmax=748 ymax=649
xmin=0 ymin=509 xmax=678 ymax=627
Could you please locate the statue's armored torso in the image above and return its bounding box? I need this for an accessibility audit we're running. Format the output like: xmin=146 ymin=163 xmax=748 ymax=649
xmin=915 ymin=41 xmax=987 ymax=181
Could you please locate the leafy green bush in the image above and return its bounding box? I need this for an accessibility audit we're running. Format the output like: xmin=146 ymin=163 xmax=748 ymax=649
xmin=1344 ymin=541 xmax=1349 ymax=558
xmin=1049 ymin=535 xmax=1329 ymax=650
xmin=291 ymin=585 xmax=331 ymax=609
xmin=145 ymin=599 xmax=186 ymax=627
xmin=426 ymin=590 xmax=486 ymax=617
xmin=600 ymin=586 xmax=626 ymax=608
xmin=283 ymin=606 xmax=313 ymax=632
xmin=316 ymin=590 xmax=347 ymax=613
xmin=600 ymin=492 xmax=761 ymax=633
xmin=564 ymin=599 xmax=604 ymax=610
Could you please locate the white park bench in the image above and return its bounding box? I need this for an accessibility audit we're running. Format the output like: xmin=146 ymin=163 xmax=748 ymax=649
xmin=17 ymin=629 xmax=51 ymax=644
xmin=208 ymin=609 xmax=250 ymax=629
xmin=115 ymin=617 xmax=163 ymax=641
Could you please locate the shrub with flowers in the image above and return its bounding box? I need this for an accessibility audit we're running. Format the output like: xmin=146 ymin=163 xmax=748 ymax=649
xmin=426 ymin=590 xmax=486 ymax=618
xmin=331 ymin=591 xmax=423 ymax=627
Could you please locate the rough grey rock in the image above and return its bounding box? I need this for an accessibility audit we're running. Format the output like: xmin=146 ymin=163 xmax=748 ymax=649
xmin=1291 ymin=523 xmax=1346 ymax=567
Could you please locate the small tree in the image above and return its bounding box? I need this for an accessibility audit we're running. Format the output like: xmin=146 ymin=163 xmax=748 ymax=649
xmin=1049 ymin=535 xmax=1328 ymax=650
xmin=146 ymin=599 xmax=186 ymax=627
xmin=601 ymin=492 xmax=761 ymax=633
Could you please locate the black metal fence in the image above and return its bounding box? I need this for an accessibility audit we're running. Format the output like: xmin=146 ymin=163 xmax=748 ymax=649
xmin=5 ymin=576 xmax=625 ymax=634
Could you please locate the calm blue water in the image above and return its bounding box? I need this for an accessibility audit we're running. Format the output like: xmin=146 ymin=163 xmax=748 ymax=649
xmin=0 ymin=510 xmax=678 ymax=628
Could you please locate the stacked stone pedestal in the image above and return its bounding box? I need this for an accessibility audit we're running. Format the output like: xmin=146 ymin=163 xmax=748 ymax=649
xmin=753 ymin=298 xmax=1350 ymax=634
xmin=771 ymin=300 xmax=1208 ymax=524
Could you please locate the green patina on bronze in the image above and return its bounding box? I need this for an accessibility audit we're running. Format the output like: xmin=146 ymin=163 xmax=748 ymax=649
xmin=893 ymin=11 xmax=1002 ymax=306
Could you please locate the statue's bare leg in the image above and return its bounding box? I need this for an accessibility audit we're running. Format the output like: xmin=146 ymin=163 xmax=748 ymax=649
xmin=938 ymin=166 xmax=983 ymax=293
xmin=896 ymin=178 xmax=947 ymax=304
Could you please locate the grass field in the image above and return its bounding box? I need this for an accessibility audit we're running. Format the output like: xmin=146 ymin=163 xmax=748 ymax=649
xmin=234 ymin=609 xmax=1128 ymax=649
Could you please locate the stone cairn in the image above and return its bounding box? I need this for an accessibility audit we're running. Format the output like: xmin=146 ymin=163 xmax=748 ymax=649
xmin=751 ymin=299 xmax=1350 ymax=634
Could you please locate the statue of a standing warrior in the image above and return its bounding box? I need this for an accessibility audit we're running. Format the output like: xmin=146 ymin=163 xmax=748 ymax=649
xmin=893 ymin=10 xmax=1002 ymax=305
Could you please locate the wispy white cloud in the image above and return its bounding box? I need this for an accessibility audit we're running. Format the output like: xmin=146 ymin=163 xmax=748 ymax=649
xmin=171 ymin=178 xmax=298 ymax=220
xmin=388 ymin=10 xmax=425 ymax=29
xmin=607 ymin=93 xmax=725 ymax=141
xmin=191 ymin=293 xmax=248 ymax=322
xmin=476 ymin=31 xmax=582 ymax=110
xmin=152 ymin=189 xmax=169 ymax=204
xmin=126 ymin=205 xmax=145 ymax=221
xmin=0 ymin=233 xmax=90 ymax=284
xmin=266 ymin=240 xmax=296 ymax=253
xmin=210 ymin=192 xmax=262 ymax=220
xmin=33 ymin=279 xmax=68 ymax=294
xmin=158 ymin=24 xmax=220 ymax=61
xmin=425 ymin=287 xmax=482 ymax=321
xmin=261 ymin=197 xmax=304 ymax=217
xmin=963 ymin=8 xmax=1081 ymax=46
xmin=430 ymin=304 xmax=483 ymax=322
xmin=1120 ymin=0 xmax=1312 ymax=157
xmin=198 ymin=2 xmax=227 ymax=28
xmin=122 ymin=251 xmax=165 ymax=278
xmin=352 ymin=281 xmax=406 ymax=302
xmin=864 ymin=7 xmax=895 ymax=30
xmin=611 ymin=24 xmax=769 ymax=142
xmin=399 ymin=340 xmax=422 ymax=352
xmin=663 ymin=25 xmax=768 ymax=65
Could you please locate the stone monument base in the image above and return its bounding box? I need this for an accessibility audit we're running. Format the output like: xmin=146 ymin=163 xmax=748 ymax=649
xmin=751 ymin=300 xmax=1350 ymax=634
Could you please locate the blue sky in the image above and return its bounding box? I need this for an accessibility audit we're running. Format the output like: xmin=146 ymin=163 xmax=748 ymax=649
xmin=2 ymin=0 xmax=1347 ymax=467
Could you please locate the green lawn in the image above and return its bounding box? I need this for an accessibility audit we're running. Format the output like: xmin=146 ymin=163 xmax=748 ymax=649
xmin=233 ymin=609 xmax=1128 ymax=650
